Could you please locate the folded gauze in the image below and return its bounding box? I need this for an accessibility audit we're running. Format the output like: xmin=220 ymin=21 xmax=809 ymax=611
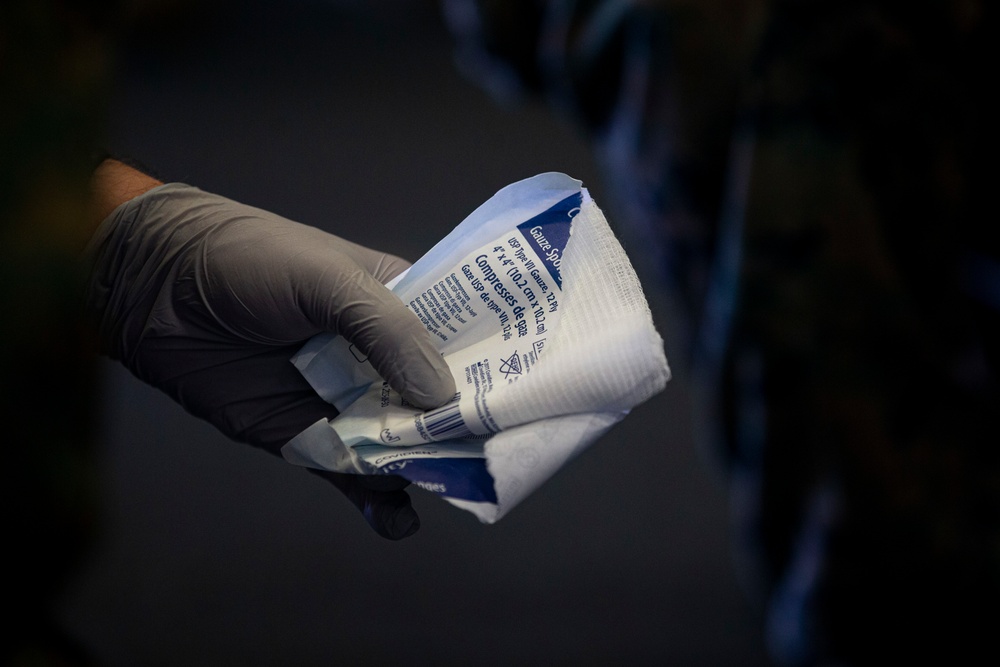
xmin=282 ymin=173 xmax=670 ymax=523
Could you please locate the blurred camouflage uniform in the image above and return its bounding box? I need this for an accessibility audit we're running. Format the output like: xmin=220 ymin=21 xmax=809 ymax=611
xmin=442 ymin=1 xmax=997 ymax=664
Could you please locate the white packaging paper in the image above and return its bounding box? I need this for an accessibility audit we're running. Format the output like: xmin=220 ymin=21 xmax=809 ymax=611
xmin=282 ymin=173 xmax=670 ymax=523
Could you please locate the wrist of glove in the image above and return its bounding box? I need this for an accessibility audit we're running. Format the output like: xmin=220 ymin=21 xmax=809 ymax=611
xmin=85 ymin=168 xmax=454 ymax=539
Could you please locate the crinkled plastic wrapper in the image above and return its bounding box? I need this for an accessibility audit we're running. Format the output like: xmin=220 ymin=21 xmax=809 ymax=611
xmin=282 ymin=173 xmax=669 ymax=523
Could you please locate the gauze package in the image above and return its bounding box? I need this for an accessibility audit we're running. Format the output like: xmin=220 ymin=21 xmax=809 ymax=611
xmin=282 ymin=173 xmax=670 ymax=523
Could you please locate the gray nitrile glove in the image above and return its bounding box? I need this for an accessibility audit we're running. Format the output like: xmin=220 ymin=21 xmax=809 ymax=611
xmin=86 ymin=182 xmax=455 ymax=539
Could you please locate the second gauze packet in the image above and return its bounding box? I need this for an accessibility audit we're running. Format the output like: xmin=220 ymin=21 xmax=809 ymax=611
xmin=282 ymin=172 xmax=669 ymax=523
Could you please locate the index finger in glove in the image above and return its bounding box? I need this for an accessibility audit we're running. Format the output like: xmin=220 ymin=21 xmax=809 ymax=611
xmin=309 ymin=469 xmax=420 ymax=540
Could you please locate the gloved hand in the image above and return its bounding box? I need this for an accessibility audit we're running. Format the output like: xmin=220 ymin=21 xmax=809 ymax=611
xmin=86 ymin=159 xmax=455 ymax=539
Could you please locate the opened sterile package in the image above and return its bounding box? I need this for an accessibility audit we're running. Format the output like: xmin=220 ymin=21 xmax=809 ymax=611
xmin=282 ymin=173 xmax=670 ymax=523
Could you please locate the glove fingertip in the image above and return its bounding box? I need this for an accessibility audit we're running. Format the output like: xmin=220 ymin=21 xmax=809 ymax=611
xmin=366 ymin=499 xmax=421 ymax=540
xmin=400 ymin=365 xmax=457 ymax=410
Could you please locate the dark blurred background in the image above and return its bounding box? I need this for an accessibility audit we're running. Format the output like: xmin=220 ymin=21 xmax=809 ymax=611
xmin=5 ymin=0 xmax=994 ymax=665
xmin=7 ymin=1 xmax=765 ymax=665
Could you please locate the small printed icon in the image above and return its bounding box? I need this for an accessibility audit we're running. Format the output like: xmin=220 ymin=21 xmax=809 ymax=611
xmin=500 ymin=351 xmax=522 ymax=379
xmin=532 ymin=339 xmax=546 ymax=358
xmin=380 ymin=429 xmax=400 ymax=444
